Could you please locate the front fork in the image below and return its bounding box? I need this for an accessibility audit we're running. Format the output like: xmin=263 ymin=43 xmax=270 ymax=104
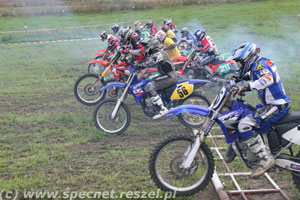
xmin=181 ymin=93 xmax=230 ymax=169
xmin=111 ymin=73 xmax=135 ymax=119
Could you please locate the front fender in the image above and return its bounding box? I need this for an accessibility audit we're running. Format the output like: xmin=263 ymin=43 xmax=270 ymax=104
xmin=164 ymin=104 xmax=209 ymax=118
xmin=97 ymin=48 xmax=106 ymax=52
xmin=188 ymin=79 xmax=210 ymax=84
xmin=91 ymin=52 xmax=104 ymax=57
xmin=86 ymin=60 xmax=109 ymax=66
xmin=100 ymin=82 xmax=126 ymax=91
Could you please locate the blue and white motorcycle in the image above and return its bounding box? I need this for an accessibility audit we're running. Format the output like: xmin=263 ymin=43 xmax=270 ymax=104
xmin=93 ymin=66 xmax=210 ymax=135
xmin=149 ymin=78 xmax=300 ymax=196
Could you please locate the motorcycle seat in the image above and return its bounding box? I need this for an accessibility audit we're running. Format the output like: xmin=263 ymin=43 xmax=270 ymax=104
xmin=274 ymin=112 xmax=300 ymax=125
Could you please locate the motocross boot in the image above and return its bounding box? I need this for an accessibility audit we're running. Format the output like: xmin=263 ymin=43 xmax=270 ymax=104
xmin=151 ymin=95 xmax=168 ymax=119
xmin=244 ymin=134 xmax=275 ymax=178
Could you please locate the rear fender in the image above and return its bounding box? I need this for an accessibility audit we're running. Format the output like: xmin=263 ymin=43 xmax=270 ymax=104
xmin=85 ymin=60 xmax=109 ymax=66
xmin=100 ymin=82 xmax=126 ymax=91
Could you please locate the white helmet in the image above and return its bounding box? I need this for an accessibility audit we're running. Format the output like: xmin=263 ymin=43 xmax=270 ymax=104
xmin=155 ymin=30 xmax=166 ymax=42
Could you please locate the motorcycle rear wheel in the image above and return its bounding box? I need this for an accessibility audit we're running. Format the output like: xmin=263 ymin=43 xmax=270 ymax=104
xmin=149 ymin=134 xmax=214 ymax=196
xmin=292 ymin=151 xmax=300 ymax=192
xmin=177 ymin=93 xmax=210 ymax=128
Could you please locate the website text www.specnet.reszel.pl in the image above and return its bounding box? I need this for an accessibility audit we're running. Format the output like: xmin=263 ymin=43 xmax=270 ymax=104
xmin=0 ymin=189 xmax=176 ymax=200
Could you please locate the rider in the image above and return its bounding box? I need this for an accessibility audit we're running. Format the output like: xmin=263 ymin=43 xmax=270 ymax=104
xmin=110 ymin=24 xmax=121 ymax=38
xmin=99 ymin=31 xmax=120 ymax=52
xmin=165 ymin=19 xmax=177 ymax=32
xmin=145 ymin=20 xmax=157 ymax=36
xmin=155 ymin=30 xmax=180 ymax=59
xmin=136 ymin=38 xmax=177 ymax=119
xmin=161 ymin=25 xmax=177 ymax=43
xmin=194 ymin=29 xmax=219 ymax=66
xmin=118 ymin=27 xmax=146 ymax=61
xmin=180 ymin=27 xmax=196 ymax=51
xmin=228 ymin=42 xmax=290 ymax=178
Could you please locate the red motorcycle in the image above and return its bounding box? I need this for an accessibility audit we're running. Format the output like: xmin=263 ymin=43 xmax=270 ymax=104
xmin=172 ymin=46 xmax=237 ymax=80
xmin=75 ymin=47 xmax=158 ymax=105
xmin=87 ymin=48 xmax=114 ymax=74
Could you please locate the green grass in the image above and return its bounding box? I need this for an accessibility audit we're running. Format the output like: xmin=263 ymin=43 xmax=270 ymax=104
xmin=0 ymin=0 xmax=300 ymax=199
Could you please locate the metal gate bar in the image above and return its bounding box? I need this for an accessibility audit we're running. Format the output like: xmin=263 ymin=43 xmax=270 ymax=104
xmin=208 ymin=133 xmax=290 ymax=200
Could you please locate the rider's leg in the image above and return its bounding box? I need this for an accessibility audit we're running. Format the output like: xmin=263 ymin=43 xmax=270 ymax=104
xmin=145 ymin=72 xmax=177 ymax=119
xmin=144 ymin=82 xmax=168 ymax=119
xmin=238 ymin=113 xmax=275 ymax=178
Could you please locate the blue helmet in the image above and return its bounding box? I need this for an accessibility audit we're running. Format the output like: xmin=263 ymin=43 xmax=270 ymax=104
xmin=194 ymin=29 xmax=206 ymax=41
xmin=110 ymin=24 xmax=120 ymax=34
xmin=227 ymin=42 xmax=261 ymax=79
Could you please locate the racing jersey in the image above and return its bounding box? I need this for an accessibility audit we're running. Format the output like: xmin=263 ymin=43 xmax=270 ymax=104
xmin=249 ymin=57 xmax=290 ymax=105
xmin=163 ymin=37 xmax=180 ymax=59
xmin=198 ymin=35 xmax=218 ymax=54
xmin=107 ymin=35 xmax=119 ymax=51
xmin=166 ymin=30 xmax=177 ymax=43
xmin=128 ymin=34 xmax=145 ymax=61
xmin=182 ymin=33 xmax=196 ymax=50
xmin=150 ymin=24 xmax=157 ymax=36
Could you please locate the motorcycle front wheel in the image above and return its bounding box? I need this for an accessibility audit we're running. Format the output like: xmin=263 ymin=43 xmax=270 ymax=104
xmin=74 ymin=73 xmax=107 ymax=106
xmin=177 ymin=94 xmax=210 ymax=128
xmin=149 ymin=134 xmax=214 ymax=196
xmin=94 ymin=99 xmax=131 ymax=135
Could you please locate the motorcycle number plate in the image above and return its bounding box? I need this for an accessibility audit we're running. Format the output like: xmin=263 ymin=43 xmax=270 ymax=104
xmin=170 ymin=82 xmax=193 ymax=100
xmin=217 ymin=63 xmax=231 ymax=74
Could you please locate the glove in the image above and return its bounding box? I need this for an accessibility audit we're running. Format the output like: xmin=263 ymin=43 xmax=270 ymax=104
xmin=121 ymin=50 xmax=130 ymax=54
xmin=233 ymin=84 xmax=251 ymax=97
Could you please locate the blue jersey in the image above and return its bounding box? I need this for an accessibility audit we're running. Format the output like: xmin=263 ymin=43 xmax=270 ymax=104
xmin=186 ymin=33 xmax=196 ymax=44
xmin=249 ymin=57 xmax=290 ymax=105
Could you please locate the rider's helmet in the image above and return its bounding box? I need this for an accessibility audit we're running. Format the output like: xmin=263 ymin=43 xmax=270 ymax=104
xmin=141 ymin=37 xmax=157 ymax=53
xmin=99 ymin=31 xmax=108 ymax=41
xmin=227 ymin=42 xmax=261 ymax=79
xmin=166 ymin=19 xmax=173 ymax=28
xmin=163 ymin=18 xmax=168 ymax=25
xmin=180 ymin=27 xmax=189 ymax=37
xmin=119 ymin=27 xmax=134 ymax=44
xmin=161 ymin=25 xmax=170 ymax=33
xmin=155 ymin=30 xmax=166 ymax=42
xmin=133 ymin=21 xmax=141 ymax=27
xmin=111 ymin=24 xmax=120 ymax=34
xmin=145 ymin=20 xmax=153 ymax=29
xmin=135 ymin=25 xmax=144 ymax=33
xmin=193 ymin=29 xmax=206 ymax=42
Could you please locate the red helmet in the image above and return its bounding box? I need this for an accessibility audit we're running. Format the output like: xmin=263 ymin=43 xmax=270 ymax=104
xmin=161 ymin=25 xmax=169 ymax=33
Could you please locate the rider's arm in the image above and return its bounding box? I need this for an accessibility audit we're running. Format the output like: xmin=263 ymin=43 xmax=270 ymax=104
xmin=249 ymin=68 xmax=274 ymax=90
xmin=199 ymin=38 xmax=210 ymax=52
xmin=163 ymin=38 xmax=176 ymax=50
xmin=129 ymin=39 xmax=145 ymax=56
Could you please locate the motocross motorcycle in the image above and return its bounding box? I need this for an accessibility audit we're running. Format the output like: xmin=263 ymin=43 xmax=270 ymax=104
xmin=94 ymin=65 xmax=211 ymax=135
xmin=172 ymin=46 xmax=237 ymax=80
xmin=149 ymin=78 xmax=300 ymax=196
xmin=87 ymin=48 xmax=113 ymax=74
xmin=74 ymin=47 xmax=128 ymax=106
